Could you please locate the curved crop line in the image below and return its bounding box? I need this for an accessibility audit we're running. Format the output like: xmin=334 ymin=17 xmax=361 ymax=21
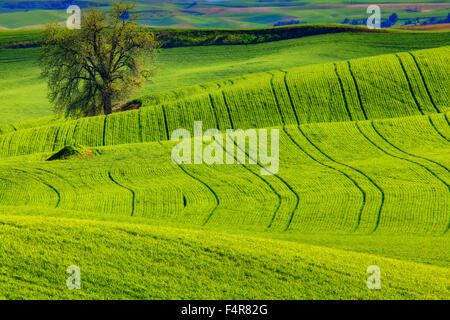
xmin=445 ymin=113 xmax=450 ymax=127
xmin=283 ymin=127 xmax=365 ymax=232
xmin=102 ymin=116 xmax=107 ymax=146
xmin=12 ymin=168 xmax=61 ymax=208
xmin=6 ymin=133 xmax=14 ymax=157
xmin=72 ymin=119 xmax=81 ymax=145
xmin=208 ymin=93 xmax=220 ymax=130
xmin=408 ymin=52 xmax=440 ymax=113
xmin=172 ymin=160 xmax=220 ymax=226
xmin=333 ymin=63 xmax=354 ymax=121
xmin=107 ymin=171 xmax=135 ymax=217
xmin=347 ymin=61 xmax=368 ymax=120
xmin=228 ymin=135 xmax=300 ymax=231
xmin=34 ymin=168 xmax=76 ymax=188
xmin=371 ymin=122 xmax=450 ymax=177
xmin=267 ymin=72 xmax=286 ymax=125
xmin=357 ymin=122 xmax=450 ymax=235
xmin=395 ymin=54 xmax=424 ymax=115
xmin=217 ymin=136 xmax=282 ymax=230
xmin=138 ymin=110 xmax=143 ymax=143
xmin=208 ymin=91 xmax=282 ymax=228
xmin=428 ymin=116 xmax=449 ymax=142
xmin=52 ymin=127 xmax=61 ymax=152
xmin=297 ymin=125 xmax=385 ymax=234
xmin=161 ymin=105 xmax=170 ymax=141
xmin=221 ymin=91 xmax=234 ymax=129
xmin=281 ymin=70 xmax=300 ymax=126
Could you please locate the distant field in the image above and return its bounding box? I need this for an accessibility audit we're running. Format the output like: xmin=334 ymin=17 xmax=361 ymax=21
xmin=0 ymin=0 xmax=449 ymax=29
xmin=0 ymin=28 xmax=449 ymax=124
xmin=396 ymin=23 xmax=450 ymax=31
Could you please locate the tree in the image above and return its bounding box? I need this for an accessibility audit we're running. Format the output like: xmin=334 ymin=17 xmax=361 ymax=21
xmin=388 ymin=13 xmax=399 ymax=25
xmin=39 ymin=1 xmax=158 ymax=117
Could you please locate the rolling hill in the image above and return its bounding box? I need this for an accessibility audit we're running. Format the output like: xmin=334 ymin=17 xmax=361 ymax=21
xmin=0 ymin=0 xmax=449 ymax=29
xmin=0 ymin=4 xmax=450 ymax=299
xmin=0 ymin=26 xmax=449 ymax=124
xmin=0 ymin=32 xmax=449 ymax=299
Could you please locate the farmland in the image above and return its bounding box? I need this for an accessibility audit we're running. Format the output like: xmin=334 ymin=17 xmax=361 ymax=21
xmin=0 ymin=27 xmax=449 ymax=124
xmin=0 ymin=20 xmax=449 ymax=299
xmin=0 ymin=0 xmax=449 ymax=29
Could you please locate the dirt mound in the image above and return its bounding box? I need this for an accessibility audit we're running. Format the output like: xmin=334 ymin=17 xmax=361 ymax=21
xmin=45 ymin=146 xmax=97 ymax=161
xmin=112 ymin=100 xmax=142 ymax=113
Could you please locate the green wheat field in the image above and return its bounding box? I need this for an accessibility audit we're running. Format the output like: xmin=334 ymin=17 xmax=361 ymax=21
xmin=0 ymin=20 xmax=449 ymax=299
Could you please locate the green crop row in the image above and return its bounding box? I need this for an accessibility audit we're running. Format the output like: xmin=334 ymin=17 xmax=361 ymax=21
xmin=0 ymin=113 xmax=447 ymax=235
xmin=0 ymin=47 xmax=448 ymax=158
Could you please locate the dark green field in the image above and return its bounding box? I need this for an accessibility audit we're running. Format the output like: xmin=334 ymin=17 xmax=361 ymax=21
xmin=1 ymin=0 xmax=449 ymax=29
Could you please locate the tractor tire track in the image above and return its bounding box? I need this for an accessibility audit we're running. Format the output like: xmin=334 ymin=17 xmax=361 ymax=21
xmin=221 ymin=90 xmax=235 ymax=129
xmin=52 ymin=127 xmax=61 ymax=152
xmin=215 ymin=136 xmax=282 ymax=230
xmin=333 ymin=63 xmax=354 ymax=121
xmin=357 ymin=122 xmax=449 ymax=188
xmin=107 ymin=171 xmax=135 ymax=217
xmin=356 ymin=122 xmax=450 ymax=234
xmin=267 ymin=72 xmax=286 ymax=125
xmin=408 ymin=52 xmax=440 ymax=113
xmin=297 ymin=125 xmax=385 ymax=234
xmin=228 ymin=135 xmax=300 ymax=232
xmin=34 ymin=168 xmax=76 ymax=188
xmin=395 ymin=54 xmax=424 ymax=115
xmin=428 ymin=116 xmax=449 ymax=142
xmin=208 ymin=95 xmax=282 ymax=229
xmin=138 ymin=110 xmax=143 ymax=143
xmin=171 ymin=159 xmax=220 ymax=226
xmin=208 ymin=93 xmax=220 ymax=130
xmin=11 ymin=168 xmax=61 ymax=208
xmin=283 ymin=126 xmax=366 ymax=232
xmin=281 ymin=70 xmax=300 ymax=126
xmin=347 ymin=61 xmax=368 ymax=120
xmin=161 ymin=105 xmax=170 ymax=140
xmin=102 ymin=116 xmax=107 ymax=146
xmin=371 ymin=122 xmax=450 ymax=178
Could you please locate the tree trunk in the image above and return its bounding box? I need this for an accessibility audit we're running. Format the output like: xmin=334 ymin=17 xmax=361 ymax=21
xmin=103 ymin=94 xmax=112 ymax=115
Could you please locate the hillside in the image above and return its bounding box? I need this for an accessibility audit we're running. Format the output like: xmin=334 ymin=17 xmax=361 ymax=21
xmin=0 ymin=110 xmax=449 ymax=298
xmin=1 ymin=46 xmax=448 ymax=155
xmin=0 ymin=215 xmax=449 ymax=299
xmin=0 ymin=29 xmax=449 ymax=125
xmin=0 ymin=23 xmax=449 ymax=300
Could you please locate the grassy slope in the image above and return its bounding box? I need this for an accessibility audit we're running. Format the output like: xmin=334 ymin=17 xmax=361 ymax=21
xmin=0 ymin=46 xmax=448 ymax=150
xmin=0 ymin=30 xmax=449 ymax=124
xmin=0 ymin=215 xmax=448 ymax=299
xmin=0 ymin=26 xmax=449 ymax=299
xmin=0 ymin=112 xmax=449 ymax=299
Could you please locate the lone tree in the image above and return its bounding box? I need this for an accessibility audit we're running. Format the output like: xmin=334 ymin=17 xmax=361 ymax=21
xmin=39 ymin=2 xmax=158 ymax=116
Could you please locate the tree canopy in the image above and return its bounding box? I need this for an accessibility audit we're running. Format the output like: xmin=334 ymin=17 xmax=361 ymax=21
xmin=39 ymin=1 xmax=158 ymax=117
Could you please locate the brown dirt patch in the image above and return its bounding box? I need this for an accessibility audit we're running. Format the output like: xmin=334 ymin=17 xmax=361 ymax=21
xmin=395 ymin=23 xmax=450 ymax=31
xmin=112 ymin=100 xmax=142 ymax=113
xmin=196 ymin=3 xmax=449 ymax=15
